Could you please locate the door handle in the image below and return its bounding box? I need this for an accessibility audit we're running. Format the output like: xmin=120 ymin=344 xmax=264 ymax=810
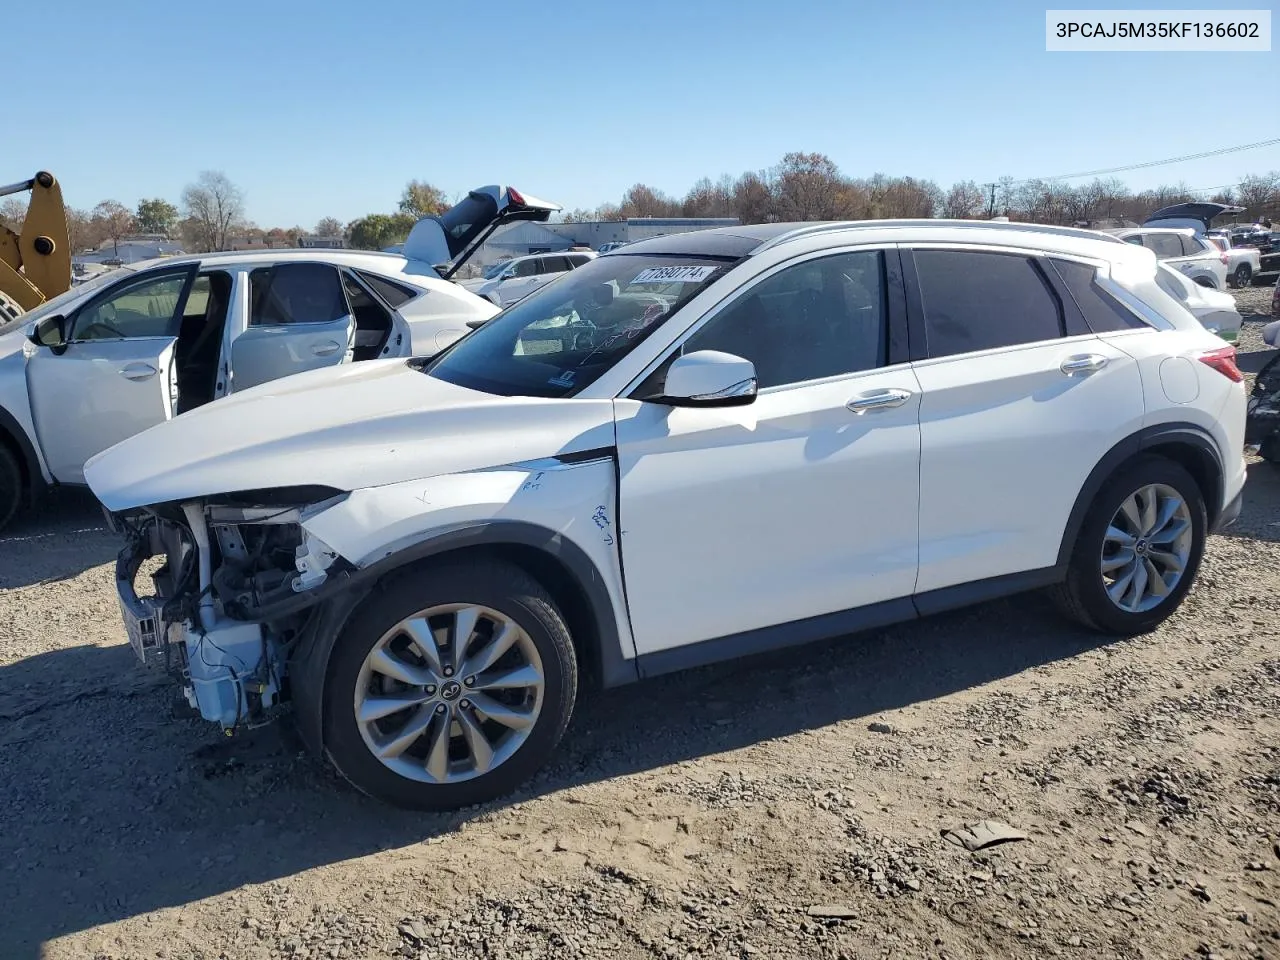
xmin=1060 ymin=353 xmax=1108 ymax=376
xmin=119 ymin=362 xmax=157 ymax=381
xmin=846 ymin=388 xmax=912 ymax=413
xmin=312 ymin=341 xmax=341 ymax=357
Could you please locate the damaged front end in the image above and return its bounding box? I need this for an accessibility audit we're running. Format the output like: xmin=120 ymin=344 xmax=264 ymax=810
xmin=110 ymin=487 xmax=349 ymax=732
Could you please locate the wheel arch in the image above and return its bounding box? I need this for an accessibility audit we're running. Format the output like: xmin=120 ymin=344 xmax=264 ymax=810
xmin=0 ymin=403 xmax=47 ymax=507
xmin=1056 ymin=422 xmax=1225 ymax=568
xmin=288 ymin=519 xmax=637 ymax=756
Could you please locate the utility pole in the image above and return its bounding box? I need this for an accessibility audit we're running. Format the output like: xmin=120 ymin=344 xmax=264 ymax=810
xmin=986 ymin=183 xmax=997 ymax=218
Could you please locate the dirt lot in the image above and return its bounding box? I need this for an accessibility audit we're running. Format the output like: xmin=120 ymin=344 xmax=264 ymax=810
xmin=2 ymin=287 xmax=1279 ymax=960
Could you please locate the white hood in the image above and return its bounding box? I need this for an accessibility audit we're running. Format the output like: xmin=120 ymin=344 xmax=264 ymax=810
xmin=83 ymin=359 xmax=617 ymax=511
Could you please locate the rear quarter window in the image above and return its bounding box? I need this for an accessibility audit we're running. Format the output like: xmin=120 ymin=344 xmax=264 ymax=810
xmin=354 ymin=269 xmax=419 ymax=308
xmin=1049 ymin=259 xmax=1149 ymax=332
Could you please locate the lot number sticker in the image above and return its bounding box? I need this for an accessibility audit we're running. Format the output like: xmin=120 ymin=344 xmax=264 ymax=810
xmin=630 ymin=265 xmax=718 ymax=284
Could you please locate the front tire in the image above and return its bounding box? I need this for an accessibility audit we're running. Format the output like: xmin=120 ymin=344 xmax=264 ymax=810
xmin=1053 ymin=455 xmax=1206 ymax=635
xmin=322 ymin=560 xmax=578 ymax=810
xmin=0 ymin=444 xmax=23 ymax=532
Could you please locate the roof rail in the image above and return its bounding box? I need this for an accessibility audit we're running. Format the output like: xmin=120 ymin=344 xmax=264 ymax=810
xmin=750 ymin=218 xmax=1127 ymax=255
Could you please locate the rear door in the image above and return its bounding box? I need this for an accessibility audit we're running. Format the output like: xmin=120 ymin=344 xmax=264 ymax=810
xmin=904 ymin=246 xmax=1146 ymax=595
xmin=228 ymin=262 xmax=355 ymax=392
xmin=25 ymin=263 xmax=198 ymax=482
xmin=494 ymin=257 xmax=547 ymax=305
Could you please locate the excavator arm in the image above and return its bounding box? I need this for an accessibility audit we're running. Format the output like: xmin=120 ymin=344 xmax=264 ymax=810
xmin=0 ymin=171 xmax=71 ymax=314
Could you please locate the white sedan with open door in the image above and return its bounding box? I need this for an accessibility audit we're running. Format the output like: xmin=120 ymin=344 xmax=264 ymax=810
xmin=0 ymin=185 xmax=560 ymax=530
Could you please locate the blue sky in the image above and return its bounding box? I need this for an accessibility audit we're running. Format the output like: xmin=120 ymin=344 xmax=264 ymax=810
xmin=3 ymin=0 xmax=1276 ymax=229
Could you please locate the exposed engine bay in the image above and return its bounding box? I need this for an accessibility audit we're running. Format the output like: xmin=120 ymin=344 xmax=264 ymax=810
xmin=111 ymin=492 xmax=345 ymax=730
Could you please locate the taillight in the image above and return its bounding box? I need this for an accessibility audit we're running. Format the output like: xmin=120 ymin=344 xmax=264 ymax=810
xmin=1220 ymin=251 xmax=1229 ymax=265
xmin=1198 ymin=345 xmax=1244 ymax=382
xmin=507 ymin=187 xmax=526 ymax=206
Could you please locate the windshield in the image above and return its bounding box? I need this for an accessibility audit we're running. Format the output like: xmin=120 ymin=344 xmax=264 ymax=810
xmin=426 ymin=254 xmax=737 ymax=398
xmin=0 ymin=266 xmax=135 ymax=337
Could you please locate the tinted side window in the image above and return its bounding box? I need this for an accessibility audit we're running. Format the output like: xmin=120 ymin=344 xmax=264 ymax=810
xmin=512 ymin=259 xmax=540 ymax=278
xmin=914 ymin=250 xmax=1062 ymax=359
xmin=1144 ymin=233 xmax=1184 ymax=259
xmin=354 ymin=269 xmax=418 ymax=308
xmin=249 ymin=264 xmax=348 ymax=326
xmin=542 ymin=256 xmax=571 ymax=273
xmin=679 ymin=250 xmax=886 ymax=389
xmin=1049 ymin=258 xmax=1148 ymax=332
xmin=1180 ymin=235 xmax=1207 ymax=256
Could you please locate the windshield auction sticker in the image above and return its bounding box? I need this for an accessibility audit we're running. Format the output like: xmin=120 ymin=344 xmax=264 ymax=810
xmin=630 ymin=265 xmax=718 ymax=284
xmin=1046 ymin=9 xmax=1271 ymax=50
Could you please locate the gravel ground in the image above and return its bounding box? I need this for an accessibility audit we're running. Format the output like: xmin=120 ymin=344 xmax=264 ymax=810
xmin=2 ymin=285 xmax=1279 ymax=960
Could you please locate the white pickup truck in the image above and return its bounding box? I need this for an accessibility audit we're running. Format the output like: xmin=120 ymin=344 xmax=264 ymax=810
xmin=1205 ymin=231 xmax=1263 ymax=288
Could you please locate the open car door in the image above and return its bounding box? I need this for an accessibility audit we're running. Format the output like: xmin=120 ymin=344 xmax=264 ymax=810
xmin=24 ymin=263 xmax=198 ymax=483
xmin=401 ymin=186 xmax=561 ymax=280
xmin=228 ymin=262 xmax=356 ymax=393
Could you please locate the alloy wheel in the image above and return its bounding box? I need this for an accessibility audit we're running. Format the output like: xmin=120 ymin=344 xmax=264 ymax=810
xmin=353 ymin=603 xmax=545 ymax=784
xmin=1100 ymin=483 xmax=1194 ymax=614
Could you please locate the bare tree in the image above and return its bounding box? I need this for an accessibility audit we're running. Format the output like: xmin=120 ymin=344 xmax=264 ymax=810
xmin=181 ymin=170 xmax=246 ymax=252
xmin=681 ymin=175 xmax=734 ymax=218
xmin=772 ymin=152 xmax=844 ymax=220
xmin=0 ymin=197 xmax=25 ymax=231
xmin=732 ymin=172 xmax=774 ymax=224
xmin=65 ymin=207 xmax=95 ymax=254
xmin=618 ymin=184 xmax=681 ymax=219
xmin=1237 ymin=173 xmax=1279 ymax=221
xmin=315 ymin=216 xmax=344 ymax=237
xmin=942 ymin=180 xmax=986 ymax=219
xmin=91 ymin=200 xmax=135 ymax=256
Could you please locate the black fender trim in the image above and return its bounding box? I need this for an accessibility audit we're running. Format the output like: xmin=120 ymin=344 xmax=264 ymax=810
xmin=0 ymin=403 xmax=48 ymax=505
xmin=286 ymin=519 xmax=638 ymax=756
xmin=1055 ymin=421 xmax=1225 ymax=568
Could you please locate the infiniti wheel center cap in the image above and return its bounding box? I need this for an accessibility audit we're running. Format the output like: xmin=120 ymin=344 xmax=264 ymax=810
xmin=1135 ymin=538 xmax=1148 ymax=556
xmin=441 ymin=680 xmax=462 ymax=701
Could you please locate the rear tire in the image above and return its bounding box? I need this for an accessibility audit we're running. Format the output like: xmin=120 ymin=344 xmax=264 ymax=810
xmin=321 ymin=560 xmax=578 ymax=811
xmin=1052 ymin=455 xmax=1206 ymax=635
xmin=0 ymin=444 xmax=22 ymax=532
xmin=1232 ymin=264 xmax=1252 ymax=289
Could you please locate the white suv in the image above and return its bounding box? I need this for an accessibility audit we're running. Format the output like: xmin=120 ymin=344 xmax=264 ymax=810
xmin=1108 ymin=227 xmax=1228 ymax=289
xmin=456 ymin=251 xmax=596 ymax=307
xmin=87 ymin=219 xmax=1247 ymax=810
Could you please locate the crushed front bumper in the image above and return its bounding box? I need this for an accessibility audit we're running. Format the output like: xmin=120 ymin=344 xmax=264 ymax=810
xmin=114 ymin=526 xmax=182 ymax=664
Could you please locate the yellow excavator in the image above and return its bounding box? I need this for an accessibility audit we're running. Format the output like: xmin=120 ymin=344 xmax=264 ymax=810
xmin=0 ymin=171 xmax=71 ymax=323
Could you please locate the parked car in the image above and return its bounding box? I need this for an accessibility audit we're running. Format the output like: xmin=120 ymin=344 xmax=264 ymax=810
xmin=1203 ymin=234 xmax=1262 ymax=288
xmin=1106 ymin=227 xmax=1227 ymax=289
xmin=455 ymin=251 xmax=596 ymax=307
xmin=88 ymin=219 xmax=1246 ymax=811
xmin=1153 ymin=262 xmax=1242 ymax=341
xmin=596 ymin=241 xmax=631 ymax=254
xmin=0 ymin=185 xmax=561 ymax=530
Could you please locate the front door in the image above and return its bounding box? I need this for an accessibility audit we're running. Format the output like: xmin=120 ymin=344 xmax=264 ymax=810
xmin=614 ymin=248 xmax=922 ymax=657
xmin=25 ymin=264 xmax=197 ymax=483
xmin=229 ymin=262 xmax=356 ymax=392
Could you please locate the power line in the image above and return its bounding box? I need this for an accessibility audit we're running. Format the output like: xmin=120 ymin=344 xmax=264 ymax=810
xmin=1000 ymin=138 xmax=1280 ymax=187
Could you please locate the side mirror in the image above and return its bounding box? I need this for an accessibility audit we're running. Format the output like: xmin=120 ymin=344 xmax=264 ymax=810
xmin=27 ymin=314 xmax=67 ymax=352
xmin=654 ymin=350 xmax=757 ymax=407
